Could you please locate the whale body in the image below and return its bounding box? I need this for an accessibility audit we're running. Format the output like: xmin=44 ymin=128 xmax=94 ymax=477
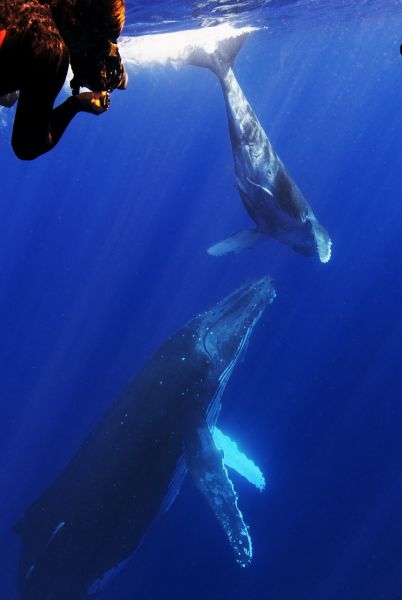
xmin=188 ymin=33 xmax=331 ymax=262
xmin=14 ymin=277 xmax=275 ymax=599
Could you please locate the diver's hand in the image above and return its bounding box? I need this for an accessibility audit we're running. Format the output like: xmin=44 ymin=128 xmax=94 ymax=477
xmin=74 ymin=91 xmax=110 ymax=114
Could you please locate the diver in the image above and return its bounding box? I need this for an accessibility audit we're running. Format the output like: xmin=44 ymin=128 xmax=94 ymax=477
xmin=0 ymin=0 xmax=128 ymax=160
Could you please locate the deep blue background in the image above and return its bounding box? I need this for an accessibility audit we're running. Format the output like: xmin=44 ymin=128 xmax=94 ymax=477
xmin=1 ymin=10 xmax=402 ymax=600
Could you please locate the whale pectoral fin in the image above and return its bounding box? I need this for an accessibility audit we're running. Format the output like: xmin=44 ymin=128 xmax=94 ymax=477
xmin=207 ymin=228 xmax=266 ymax=256
xmin=212 ymin=427 xmax=266 ymax=491
xmin=185 ymin=424 xmax=252 ymax=567
xmin=311 ymin=219 xmax=332 ymax=263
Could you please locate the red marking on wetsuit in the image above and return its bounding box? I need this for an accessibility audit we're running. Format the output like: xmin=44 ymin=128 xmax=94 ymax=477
xmin=0 ymin=30 xmax=6 ymax=48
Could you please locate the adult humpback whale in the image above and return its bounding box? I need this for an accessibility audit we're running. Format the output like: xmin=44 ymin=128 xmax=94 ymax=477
xmin=188 ymin=32 xmax=331 ymax=262
xmin=14 ymin=277 xmax=275 ymax=600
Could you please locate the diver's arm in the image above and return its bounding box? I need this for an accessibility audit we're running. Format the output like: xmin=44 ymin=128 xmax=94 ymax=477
xmin=12 ymin=91 xmax=110 ymax=160
xmin=49 ymin=92 xmax=110 ymax=140
xmin=12 ymin=92 xmax=75 ymax=160
xmin=12 ymin=49 xmax=109 ymax=161
xmin=11 ymin=45 xmax=72 ymax=160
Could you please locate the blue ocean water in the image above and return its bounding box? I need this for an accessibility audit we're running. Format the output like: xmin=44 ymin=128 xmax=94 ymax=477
xmin=1 ymin=2 xmax=402 ymax=599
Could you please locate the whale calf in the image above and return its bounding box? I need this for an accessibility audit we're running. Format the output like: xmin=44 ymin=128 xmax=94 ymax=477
xmin=14 ymin=277 xmax=275 ymax=600
xmin=188 ymin=32 xmax=331 ymax=262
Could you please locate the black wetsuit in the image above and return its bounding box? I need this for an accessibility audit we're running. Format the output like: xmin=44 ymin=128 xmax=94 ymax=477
xmin=0 ymin=0 xmax=86 ymax=159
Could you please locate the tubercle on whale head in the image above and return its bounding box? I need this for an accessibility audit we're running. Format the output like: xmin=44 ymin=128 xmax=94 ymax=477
xmin=194 ymin=276 xmax=276 ymax=368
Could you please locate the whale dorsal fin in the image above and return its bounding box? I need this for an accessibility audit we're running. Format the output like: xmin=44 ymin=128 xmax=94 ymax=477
xmin=185 ymin=423 xmax=252 ymax=567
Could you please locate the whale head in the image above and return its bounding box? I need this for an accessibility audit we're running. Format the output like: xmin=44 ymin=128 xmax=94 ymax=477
xmin=196 ymin=276 xmax=275 ymax=369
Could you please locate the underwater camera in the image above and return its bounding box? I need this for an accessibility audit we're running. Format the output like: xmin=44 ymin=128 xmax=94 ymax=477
xmin=70 ymin=41 xmax=128 ymax=95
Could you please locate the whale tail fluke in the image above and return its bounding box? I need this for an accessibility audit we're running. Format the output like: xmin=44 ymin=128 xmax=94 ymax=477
xmin=185 ymin=30 xmax=249 ymax=78
xmin=208 ymin=228 xmax=266 ymax=256
xmin=312 ymin=219 xmax=332 ymax=263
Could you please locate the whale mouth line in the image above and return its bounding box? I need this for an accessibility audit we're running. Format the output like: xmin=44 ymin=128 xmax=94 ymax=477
xmin=206 ymin=308 xmax=264 ymax=427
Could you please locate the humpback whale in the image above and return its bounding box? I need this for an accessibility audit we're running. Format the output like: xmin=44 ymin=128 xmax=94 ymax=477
xmin=14 ymin=277 xmax=275 ymax=600
xmin=188 ymin=32 xmax=331 ymax=262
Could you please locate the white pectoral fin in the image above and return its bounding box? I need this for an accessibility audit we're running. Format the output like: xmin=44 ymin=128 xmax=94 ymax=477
xmin=311 ymin=218 xmax=332 ymax=263
xmin=185 ymin=424 xmax=252 ymax=567
xmin=212 ymin=427 xmax=266 ymax=491
xmin=207 ymin=228 xmax=266 ymax=256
